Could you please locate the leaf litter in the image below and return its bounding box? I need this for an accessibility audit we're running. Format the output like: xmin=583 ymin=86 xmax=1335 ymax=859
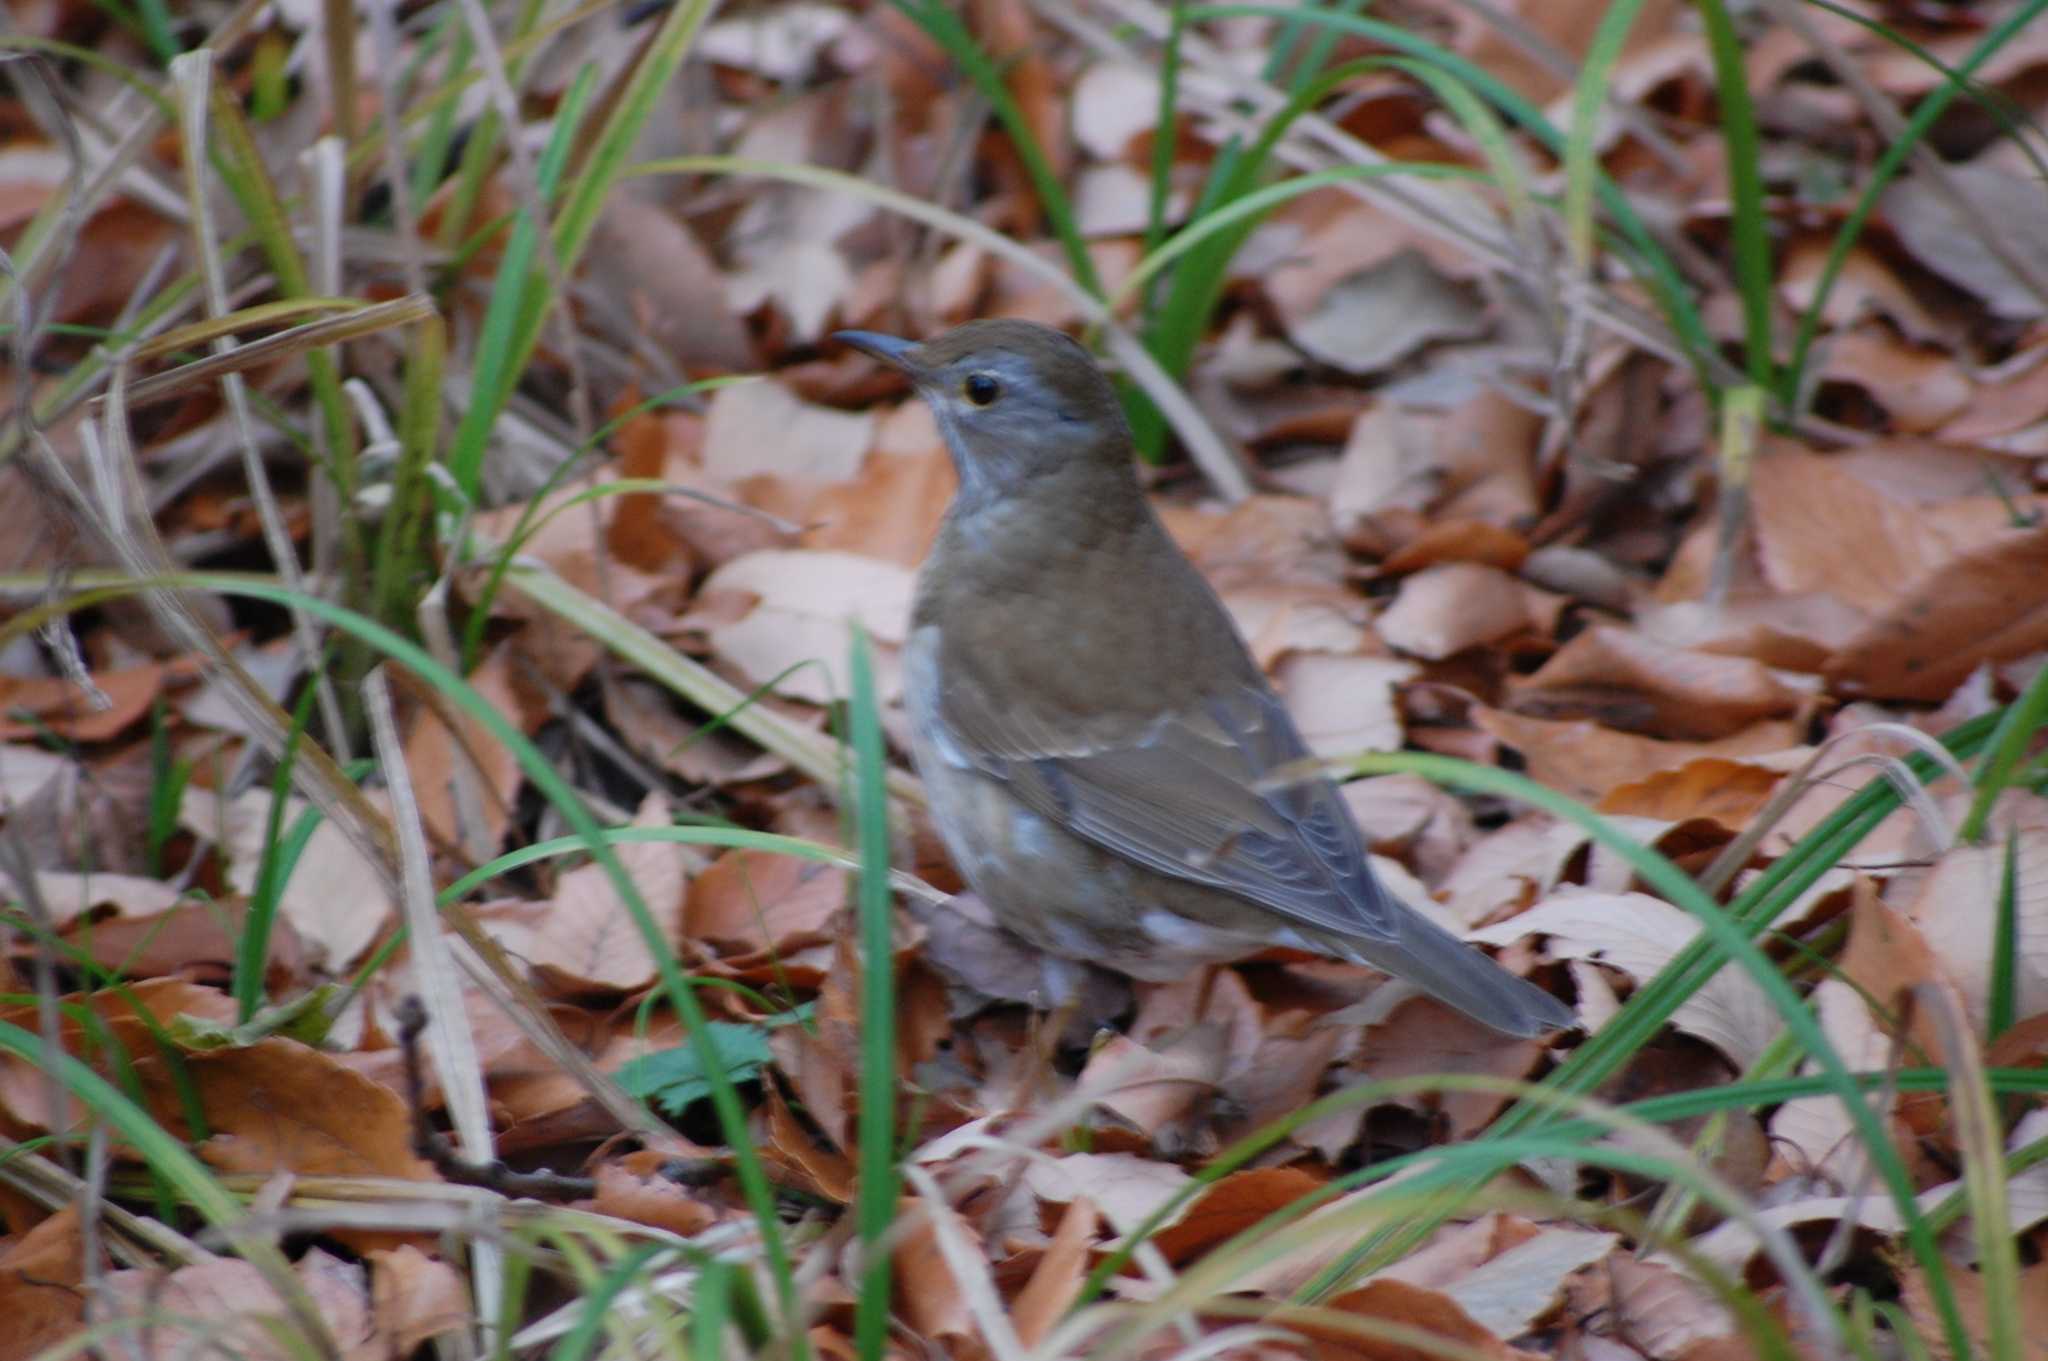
xmin=2 ymin=1 xmax=2048 ymax=1357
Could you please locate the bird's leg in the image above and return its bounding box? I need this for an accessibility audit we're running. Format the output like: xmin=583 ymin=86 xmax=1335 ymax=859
xmin=1025 ymin=955 xmax=1092 ymax=1104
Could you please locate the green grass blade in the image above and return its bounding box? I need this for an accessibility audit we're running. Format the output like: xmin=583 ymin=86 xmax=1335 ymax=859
xmin=1783 ymin=0 xmax=2048 ymax=410
xmin=1186 ymin=4 xmax=1716 ymax=387
xmin=1695 ymin=0 xmax=1775 ymax=392
xmin=888 ymin=0 xmax=1100 ymax=298
xmin=444 ymin=64 xmax=596 ymax=501
xmin=849 ymin=627 xmax=900 ymax=1361
xmin=236 ymin=680 xmax=320 ymax=1022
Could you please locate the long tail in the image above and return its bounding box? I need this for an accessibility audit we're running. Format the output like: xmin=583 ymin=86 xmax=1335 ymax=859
xmin=1316 ymin=911 xmax=1574 ymax=1037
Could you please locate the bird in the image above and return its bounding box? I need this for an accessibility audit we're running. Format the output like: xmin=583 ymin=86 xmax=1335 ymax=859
xmin=832 ymin=319 xmax=1574 ymax=1038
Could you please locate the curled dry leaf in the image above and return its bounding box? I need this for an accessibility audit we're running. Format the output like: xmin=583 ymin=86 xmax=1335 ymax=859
xmin=1011 ymin=1194 xmax=1098 ymax=1348
xmin=1817 ymin=330 xmax=1973 ymax=433
xmin=891 ymin=1189 xmax=979 ymax=1349
xmin=589 ymin=1155 xmax=720 ymax=1236
xmin=1436 ymin=816 xmax=1592 ymax=927
xmin=401 ymin=640 xmax=540 ymax=857
xmin=1596 ymin=756 xmax=1785 ymax=830
xmin=1306 ymin=1278 xmax=1510 ymax=1361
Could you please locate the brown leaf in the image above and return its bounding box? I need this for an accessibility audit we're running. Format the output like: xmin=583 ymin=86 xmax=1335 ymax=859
xmin=589 ymin=1156 xmax=720 ymax=1236
xmin=1508 ymin=625 xmax=1811 ymax=740
xmin=366 ymin=1247 xmax=469 ymax=1356
xmin=0 ymin=979 xmax=237 ymax=1136
xmin=0 ymin=665 xmax=162 ymax=744
xmin=1898 ymin=1257 xmax=2048 ymax=1361
xmin=1597 ymin=757 xmax=1784 ymax=829
xmin=1011 ymin=1195 xmax=1098 ymax=1348
xmin=54 ymin=894 xmax=307 ymax=990
xmin=172 ymin=1039 xmax=437 ymax=1180
xmin=1151 ymin=1168 xmax=1325 ymax=1265
xmin=0 ymin=1207 xmax=88 ymax=1361
xmin=1826 ymin=524 xmax=2048 ymax=701
xmin=697 ymin=549 xmax=913 ymax=705
xmin=105 ymin=1249 xmax=375 ymax=1361
xmin=1377 ymin=521 xmax=1530 ymax=576
xmin=524 ymin=795 xmax=688 ymax=993
xmin=1377 ymin=563 xmax=1561 ymax=660
xmin=402 ymin=641 xmax=541 ymax=857
xmin=1351 ymin=996 xmax=1547 ymax=1138
xmin=1473 ymin=706 xmax=1802 ymax=807
xmin=1605 ymin=1256 xmax=1738 ymax=1358
xmin=893 ymin=1191 xmax=978 ymax=1348
xmin=1304 ymin=1278 xmax=1508 ymax=1361
xmin=686 ymin=848 xmax=848 ymax=960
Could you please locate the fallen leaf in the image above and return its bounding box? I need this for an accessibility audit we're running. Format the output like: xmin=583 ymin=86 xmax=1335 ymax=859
xmin=1882 ymin=163 xmax=2048 ymax=320
xmin=0 ymin=1207 xmax=87 ymax=1361
xmin=1305 ymin=1278 xmax=1509 ymax=1361
xmin=1509 ymin=625 xmax=1812 ymax=740
xmin=1286 ymin=250 xmax=1487 ymax=376
xmin=685 ymin=848 xmax=847 ymax=960
xmin=522 ymin=795 xmax=688 ymax=993
xmin=1377 ymin=563 xmax=1561 ymax=660
xmin=1011 ymin=1195 xmax=1098 ymax=1347
xmin=698 ymin=549 xmax=913 ymax=705
xmin=0 ymin=665 xmax=162 ymax=744
xmin=701 ymin=378 xmax=874 ymax=485
xmin=105 ymin=1248 xmax=374 ymax=1361
xmin=1469 ymin=890 xmax=1780 ymax=1067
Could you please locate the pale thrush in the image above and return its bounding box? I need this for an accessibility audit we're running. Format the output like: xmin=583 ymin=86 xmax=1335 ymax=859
xmin=834 ymin=319 xmax=1573 ymax=1038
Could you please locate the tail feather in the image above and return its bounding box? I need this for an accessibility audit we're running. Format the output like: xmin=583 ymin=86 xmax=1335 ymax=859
xmin=1314 ymin=911 xmax=1573 ymax=1038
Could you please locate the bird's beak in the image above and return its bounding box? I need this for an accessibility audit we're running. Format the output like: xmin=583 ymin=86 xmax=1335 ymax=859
xmin=833 ymin=329 xmax=923 ymax=375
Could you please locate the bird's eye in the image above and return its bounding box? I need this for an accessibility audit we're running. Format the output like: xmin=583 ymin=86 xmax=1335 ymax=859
xmin=962 ymin=373 xmax=1002 ymax=406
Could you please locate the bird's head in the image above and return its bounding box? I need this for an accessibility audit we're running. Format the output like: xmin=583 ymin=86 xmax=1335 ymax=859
xmin=834 ymin=319 xmax=1133 ymax=504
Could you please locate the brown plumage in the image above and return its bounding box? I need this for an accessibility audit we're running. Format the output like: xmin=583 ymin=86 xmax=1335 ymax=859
xmin=835 ymin=319 xmax=1574 ymax=1037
